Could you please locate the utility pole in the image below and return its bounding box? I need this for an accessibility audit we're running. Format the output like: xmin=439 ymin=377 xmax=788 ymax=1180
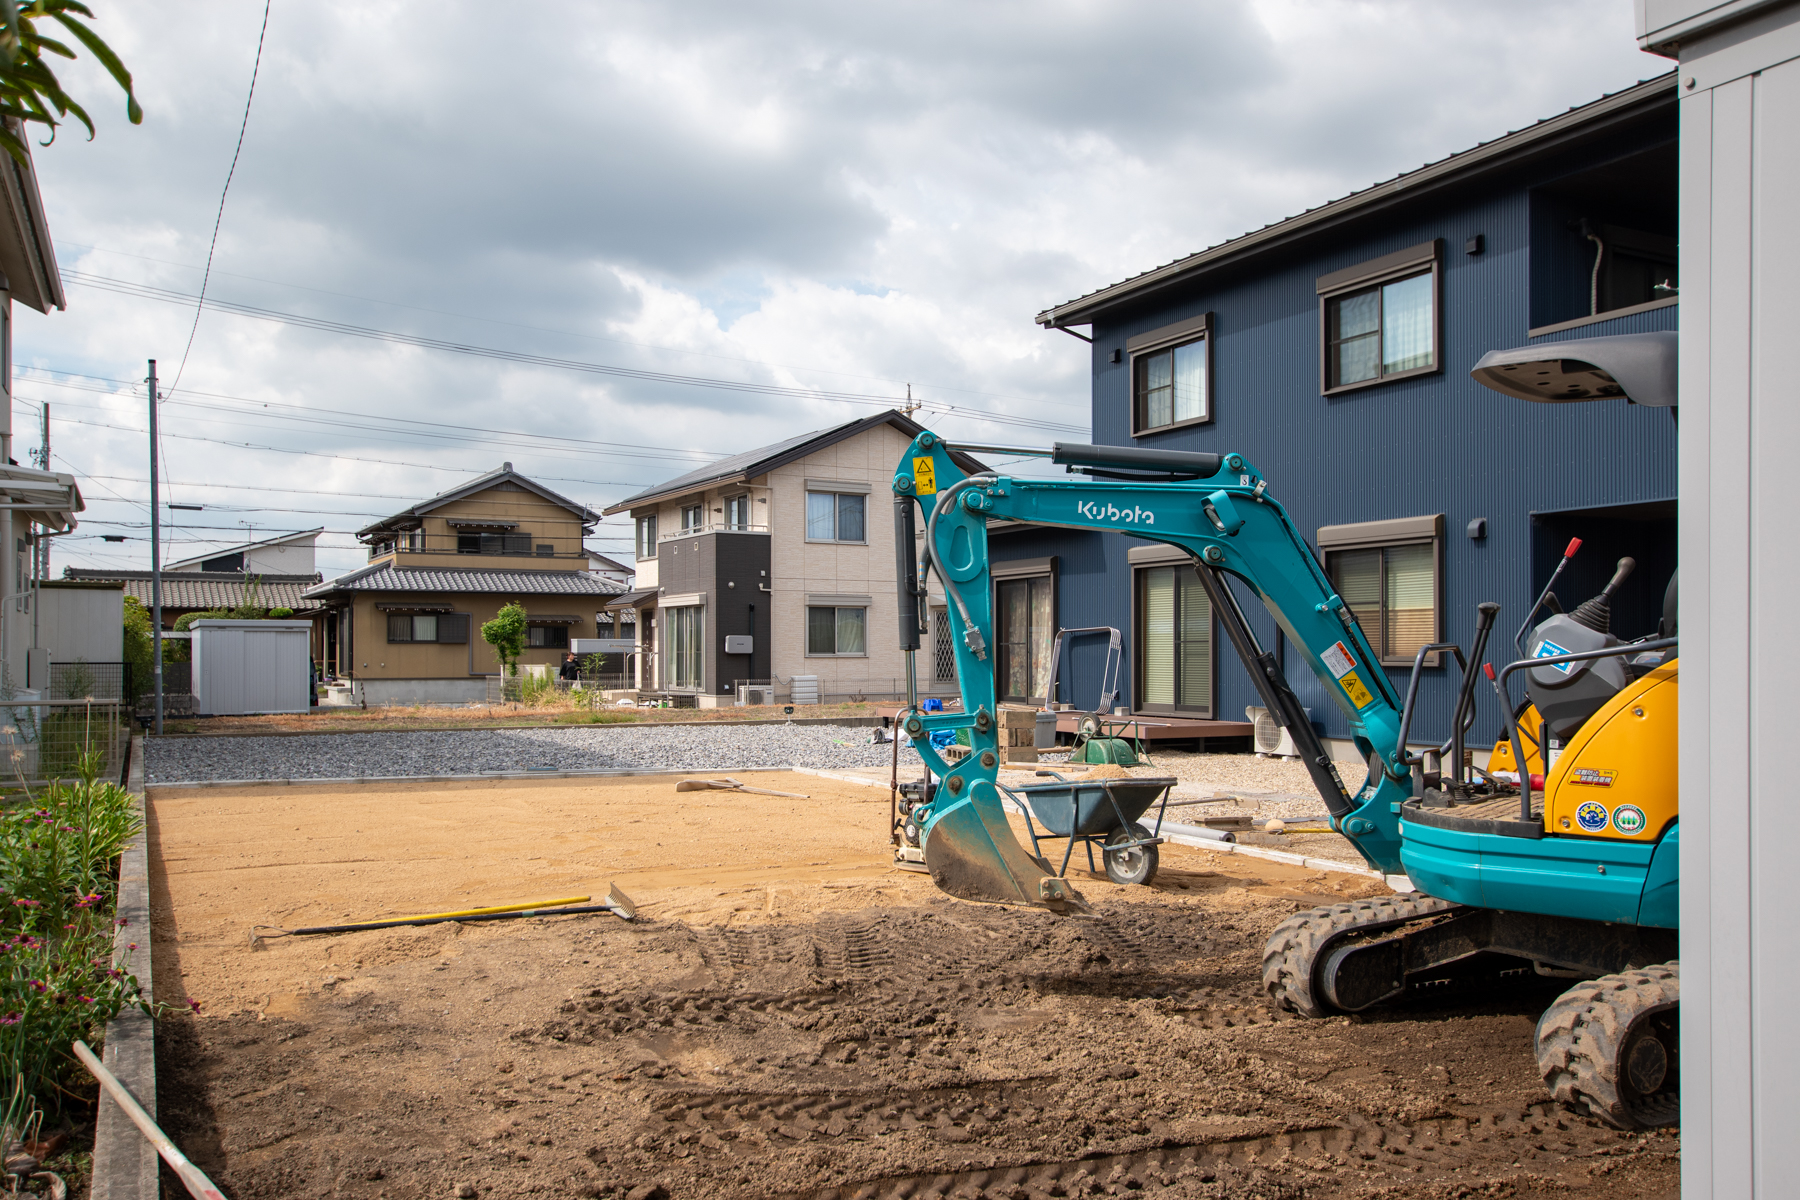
xmin=148 ymin=361 xmax=163 ymax=736
xmin=37 ymin=403 xmax=48 ymax=580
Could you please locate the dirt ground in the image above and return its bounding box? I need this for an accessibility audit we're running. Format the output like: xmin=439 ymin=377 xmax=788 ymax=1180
xmin=147 ymin=772 xmax=1678 ymax=1200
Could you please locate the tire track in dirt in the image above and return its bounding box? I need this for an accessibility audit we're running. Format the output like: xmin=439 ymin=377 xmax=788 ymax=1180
xmin=774 ymin=1100 xmax=1645 ymax=1199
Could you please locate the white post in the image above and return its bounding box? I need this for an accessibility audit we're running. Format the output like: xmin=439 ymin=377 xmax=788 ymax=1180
xmin=1643 ymin=3 xmax=1800 ymax=1195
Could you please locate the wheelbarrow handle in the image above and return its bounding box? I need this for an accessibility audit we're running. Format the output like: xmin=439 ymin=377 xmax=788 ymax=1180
xmin=1034 ymin=770 xmax=1071 ymax=782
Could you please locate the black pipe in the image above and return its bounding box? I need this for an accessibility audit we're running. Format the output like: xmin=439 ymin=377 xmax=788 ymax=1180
xmin=1448 ymin=603 xmax=1500 ymax=787
xmin=1051 ymin=442 xmax=1224 ymax=476
xmin=894 ymin=496 xmax=923 ymax=651
xmin=1194 ymin=562 xmax=1352 ymax=815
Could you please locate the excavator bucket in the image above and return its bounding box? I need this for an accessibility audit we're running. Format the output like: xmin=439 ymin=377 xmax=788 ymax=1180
xmin=922 ymin=782 xmax=1085 ymax=910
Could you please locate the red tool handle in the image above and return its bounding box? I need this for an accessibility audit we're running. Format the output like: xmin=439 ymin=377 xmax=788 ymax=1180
xmin=1564 ymin=537 xmax=1582 ymax=558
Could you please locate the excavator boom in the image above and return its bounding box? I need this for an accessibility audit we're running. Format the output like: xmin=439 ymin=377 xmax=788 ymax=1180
xmin=893 ymin=433 xmax=1417 ymax=907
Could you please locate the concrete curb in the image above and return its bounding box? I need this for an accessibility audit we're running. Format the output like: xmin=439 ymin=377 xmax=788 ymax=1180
xmin=145 ymin=764 xmax=850 ymax=793
xmin=91 ymin=735 xmax=158 ymax=1200
xmin=146 ymin=714 xmax=890 ymax=741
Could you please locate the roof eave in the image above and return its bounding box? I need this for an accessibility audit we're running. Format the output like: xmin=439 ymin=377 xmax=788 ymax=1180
xmin=600 ymin=471 xmax=751 ymax=517
xmin=1036 ymin=74 xmax=1677 ymax=330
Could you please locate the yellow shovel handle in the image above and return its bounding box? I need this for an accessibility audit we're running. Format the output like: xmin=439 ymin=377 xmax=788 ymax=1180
xmin=340 ymin=895 xmax=590 ymax=928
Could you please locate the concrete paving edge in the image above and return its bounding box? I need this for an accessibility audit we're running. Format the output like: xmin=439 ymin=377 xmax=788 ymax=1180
xmin=790 ymin=767 xmax=1413 ymax=890
xmin=92 ymin=735 xmax=158 ymax=1200
xmin=144 ymin=764 xmax=813 ymax=793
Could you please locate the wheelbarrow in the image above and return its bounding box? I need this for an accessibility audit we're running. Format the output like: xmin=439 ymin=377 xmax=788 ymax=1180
xmin=1000 ymin=771 xmax=1178 ymax=886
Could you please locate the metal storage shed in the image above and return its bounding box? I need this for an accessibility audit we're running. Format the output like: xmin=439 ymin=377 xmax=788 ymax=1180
xmin=191 ymin=619 xmax=313 ymax=715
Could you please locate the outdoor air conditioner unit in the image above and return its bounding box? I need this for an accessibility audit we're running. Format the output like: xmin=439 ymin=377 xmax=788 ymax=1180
xmin=1246 ymin=705 xmax=1305 ymax=759
xmin=738 ymin=684 xmax=776 ymax=707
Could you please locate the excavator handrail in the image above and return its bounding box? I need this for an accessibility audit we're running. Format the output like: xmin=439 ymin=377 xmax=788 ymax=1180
xmin=1392 ymin=641 xmax=1469 ymax=780
xmin=1486 ymin=636 xmax=1678 ymax=823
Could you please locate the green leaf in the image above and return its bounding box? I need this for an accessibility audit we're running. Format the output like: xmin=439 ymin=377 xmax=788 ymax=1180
xmin=47 ymin=11 xmax=136 ymax=117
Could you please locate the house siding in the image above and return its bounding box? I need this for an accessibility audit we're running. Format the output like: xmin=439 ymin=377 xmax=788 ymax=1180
xmin=1010 ymin=99 xmax=1678 ymax=747
xmin=627 ymin=417 xmax=949 ymax=701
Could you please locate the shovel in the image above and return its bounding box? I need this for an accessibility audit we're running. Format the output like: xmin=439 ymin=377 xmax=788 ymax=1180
xmin=675 ymin=777 xmax=809 ymax=798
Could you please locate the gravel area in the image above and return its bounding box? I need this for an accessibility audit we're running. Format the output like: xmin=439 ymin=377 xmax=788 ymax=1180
xmin=145 ymin=724 xmax=918 ymax=783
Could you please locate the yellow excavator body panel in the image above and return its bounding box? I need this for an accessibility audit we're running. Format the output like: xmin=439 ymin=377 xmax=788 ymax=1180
xmin=1542 ymin=659 xmax=1678 ymax=842
xmin=1489 ymin=704 xmax=1546 ymax=776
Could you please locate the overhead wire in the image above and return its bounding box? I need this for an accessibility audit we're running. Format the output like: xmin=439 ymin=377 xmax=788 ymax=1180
xmin=59 ymin=242 xmax=1087 ymax=413
xmin=168 ymin=0 xmax=272 ymax=399
xmin=17 ymin=370 xmax=727 ymax=464
xmin=62 ymin=272 xmax=1088 ymax=435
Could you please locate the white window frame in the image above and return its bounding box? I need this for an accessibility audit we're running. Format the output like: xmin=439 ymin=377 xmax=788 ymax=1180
xmin=804 ymin=490 xmax=867 ymax=544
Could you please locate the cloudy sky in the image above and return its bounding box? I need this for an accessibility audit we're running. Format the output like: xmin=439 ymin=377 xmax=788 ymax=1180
xmin=17 ymin=0 xmax=1665 ymax=578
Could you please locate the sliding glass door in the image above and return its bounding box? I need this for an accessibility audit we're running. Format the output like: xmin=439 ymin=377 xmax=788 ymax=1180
xmin=1136 ymin=564 xmax=1212 ymax=716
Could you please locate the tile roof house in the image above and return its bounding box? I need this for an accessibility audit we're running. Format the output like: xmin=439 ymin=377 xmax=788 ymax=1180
xmin=303 ymin=463 xmax=625 ymax=704
xmin=601 ymin=410 xmax=983 ymax=704
xmin=60 ymin=568 xmax=323 ymax=619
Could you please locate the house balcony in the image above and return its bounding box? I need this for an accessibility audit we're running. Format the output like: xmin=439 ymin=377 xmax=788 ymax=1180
xmin=363 ymin=531 xmax=590 ymax=563
xmin=657 ymin=522 xmax=770 ymax=542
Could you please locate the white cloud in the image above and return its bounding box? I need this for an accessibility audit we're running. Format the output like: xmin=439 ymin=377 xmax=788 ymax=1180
xmin=16 ymin=0 xmax=1666 ymax=576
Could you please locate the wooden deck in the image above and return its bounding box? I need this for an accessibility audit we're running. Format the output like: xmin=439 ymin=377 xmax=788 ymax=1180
xmin=1049 ymin=711 xmax=1253 ymax=742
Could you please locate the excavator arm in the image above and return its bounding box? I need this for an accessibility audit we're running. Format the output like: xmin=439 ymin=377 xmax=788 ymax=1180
xmin=893 ymin=431 xmax=1416 ymax=907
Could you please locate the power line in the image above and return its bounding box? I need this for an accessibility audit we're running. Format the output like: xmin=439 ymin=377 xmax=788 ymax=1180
xmin=169 ymin=0 xmax=272 ymax=398
xmin=61 ymin=271 xmax=1087 ymax=435
xmin=27 ymin=406 xmax=664 ymax=490
xmin=18 ymin=371 xmax=725 ymax=466
xmin=57 ymin=242 xmax=1087 ymax=412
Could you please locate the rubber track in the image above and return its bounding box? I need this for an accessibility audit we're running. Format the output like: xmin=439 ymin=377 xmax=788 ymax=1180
xmin=1535 ymin=960 xmax=1679 ymax=1129
xmin=1261 ymin=893 xmax=1456 ymax=1018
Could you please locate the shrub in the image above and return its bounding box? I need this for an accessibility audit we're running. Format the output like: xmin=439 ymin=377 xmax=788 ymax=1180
xmin=0 ymin=750 xmax=149 ymax=1140
xmin=481 ymin=603 xmax=528 ymax=676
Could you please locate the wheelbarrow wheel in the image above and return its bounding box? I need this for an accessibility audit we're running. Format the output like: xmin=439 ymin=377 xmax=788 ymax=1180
xmin=1103 ymin=823 xmax=1158 ymax=886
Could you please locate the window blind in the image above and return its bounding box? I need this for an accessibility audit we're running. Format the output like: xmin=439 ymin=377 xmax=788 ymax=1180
xmin=1142 ymin=566 xmax=1175 ymax=706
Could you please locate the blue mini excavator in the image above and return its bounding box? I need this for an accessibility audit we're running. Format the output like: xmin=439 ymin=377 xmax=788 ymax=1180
xmin=889 ymin=332 xmax=1678 ymax=1130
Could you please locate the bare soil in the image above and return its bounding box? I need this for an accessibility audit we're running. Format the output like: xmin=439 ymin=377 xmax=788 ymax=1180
xmin=148 ymin=773 xmax=1678 ymax=1200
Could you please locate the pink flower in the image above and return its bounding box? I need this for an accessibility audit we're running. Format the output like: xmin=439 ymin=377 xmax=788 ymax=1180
xmin=187 ymin=998 xmax=201 ymax=1013
xmin=0 ymin=1014 xmax=18 ymax=1026
xmin=126 ymin=943 xmax=137 ymax=951
xmin=12 ymin=899 xmax=38 ymax=908
xmin=27 ymin=981 xmax=46 ymax=993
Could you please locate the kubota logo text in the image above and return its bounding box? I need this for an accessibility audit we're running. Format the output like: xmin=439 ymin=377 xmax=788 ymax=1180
xmin=1076 ymin=500 xmax=1155 ymax=525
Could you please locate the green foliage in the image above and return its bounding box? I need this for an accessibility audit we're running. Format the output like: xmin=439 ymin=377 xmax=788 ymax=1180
xmin=553 ymin=710 xmax=637 ymax=725
xmin=268 ymin=606 xmax=294 ymax=619
xmin=120 ymin=595 xmax=152 ymax=703
xmin=481 ymin=603 xmax=528 ymax=675
xmin=0 ymin=748 xmax=148 ymax=1138
xmin=519 ymin=670 xmax=557 ymax=706
xmin=172 ymin=609 xmax=226 ymax=634
xmin=0 ymin=2 xmax=141 ymax=168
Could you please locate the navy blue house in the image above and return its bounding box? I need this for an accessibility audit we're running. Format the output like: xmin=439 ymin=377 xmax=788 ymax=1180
xmin=992 ymin=75 xmax=1678 ymax=755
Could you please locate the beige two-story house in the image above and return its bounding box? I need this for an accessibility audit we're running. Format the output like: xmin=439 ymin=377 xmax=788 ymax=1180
xmin=304 ymin=464 xmax=624 ymax=703
xmin=602 ymin=410 xmax=986 ymax=704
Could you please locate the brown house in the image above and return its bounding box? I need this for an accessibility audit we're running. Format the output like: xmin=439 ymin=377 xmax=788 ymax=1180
xmin=304 ymin=463 xmax=623 ymax=704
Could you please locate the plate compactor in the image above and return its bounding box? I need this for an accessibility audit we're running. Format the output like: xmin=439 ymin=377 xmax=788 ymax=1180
xmin=886 ymin=332 xmax=1680 ymax=1130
